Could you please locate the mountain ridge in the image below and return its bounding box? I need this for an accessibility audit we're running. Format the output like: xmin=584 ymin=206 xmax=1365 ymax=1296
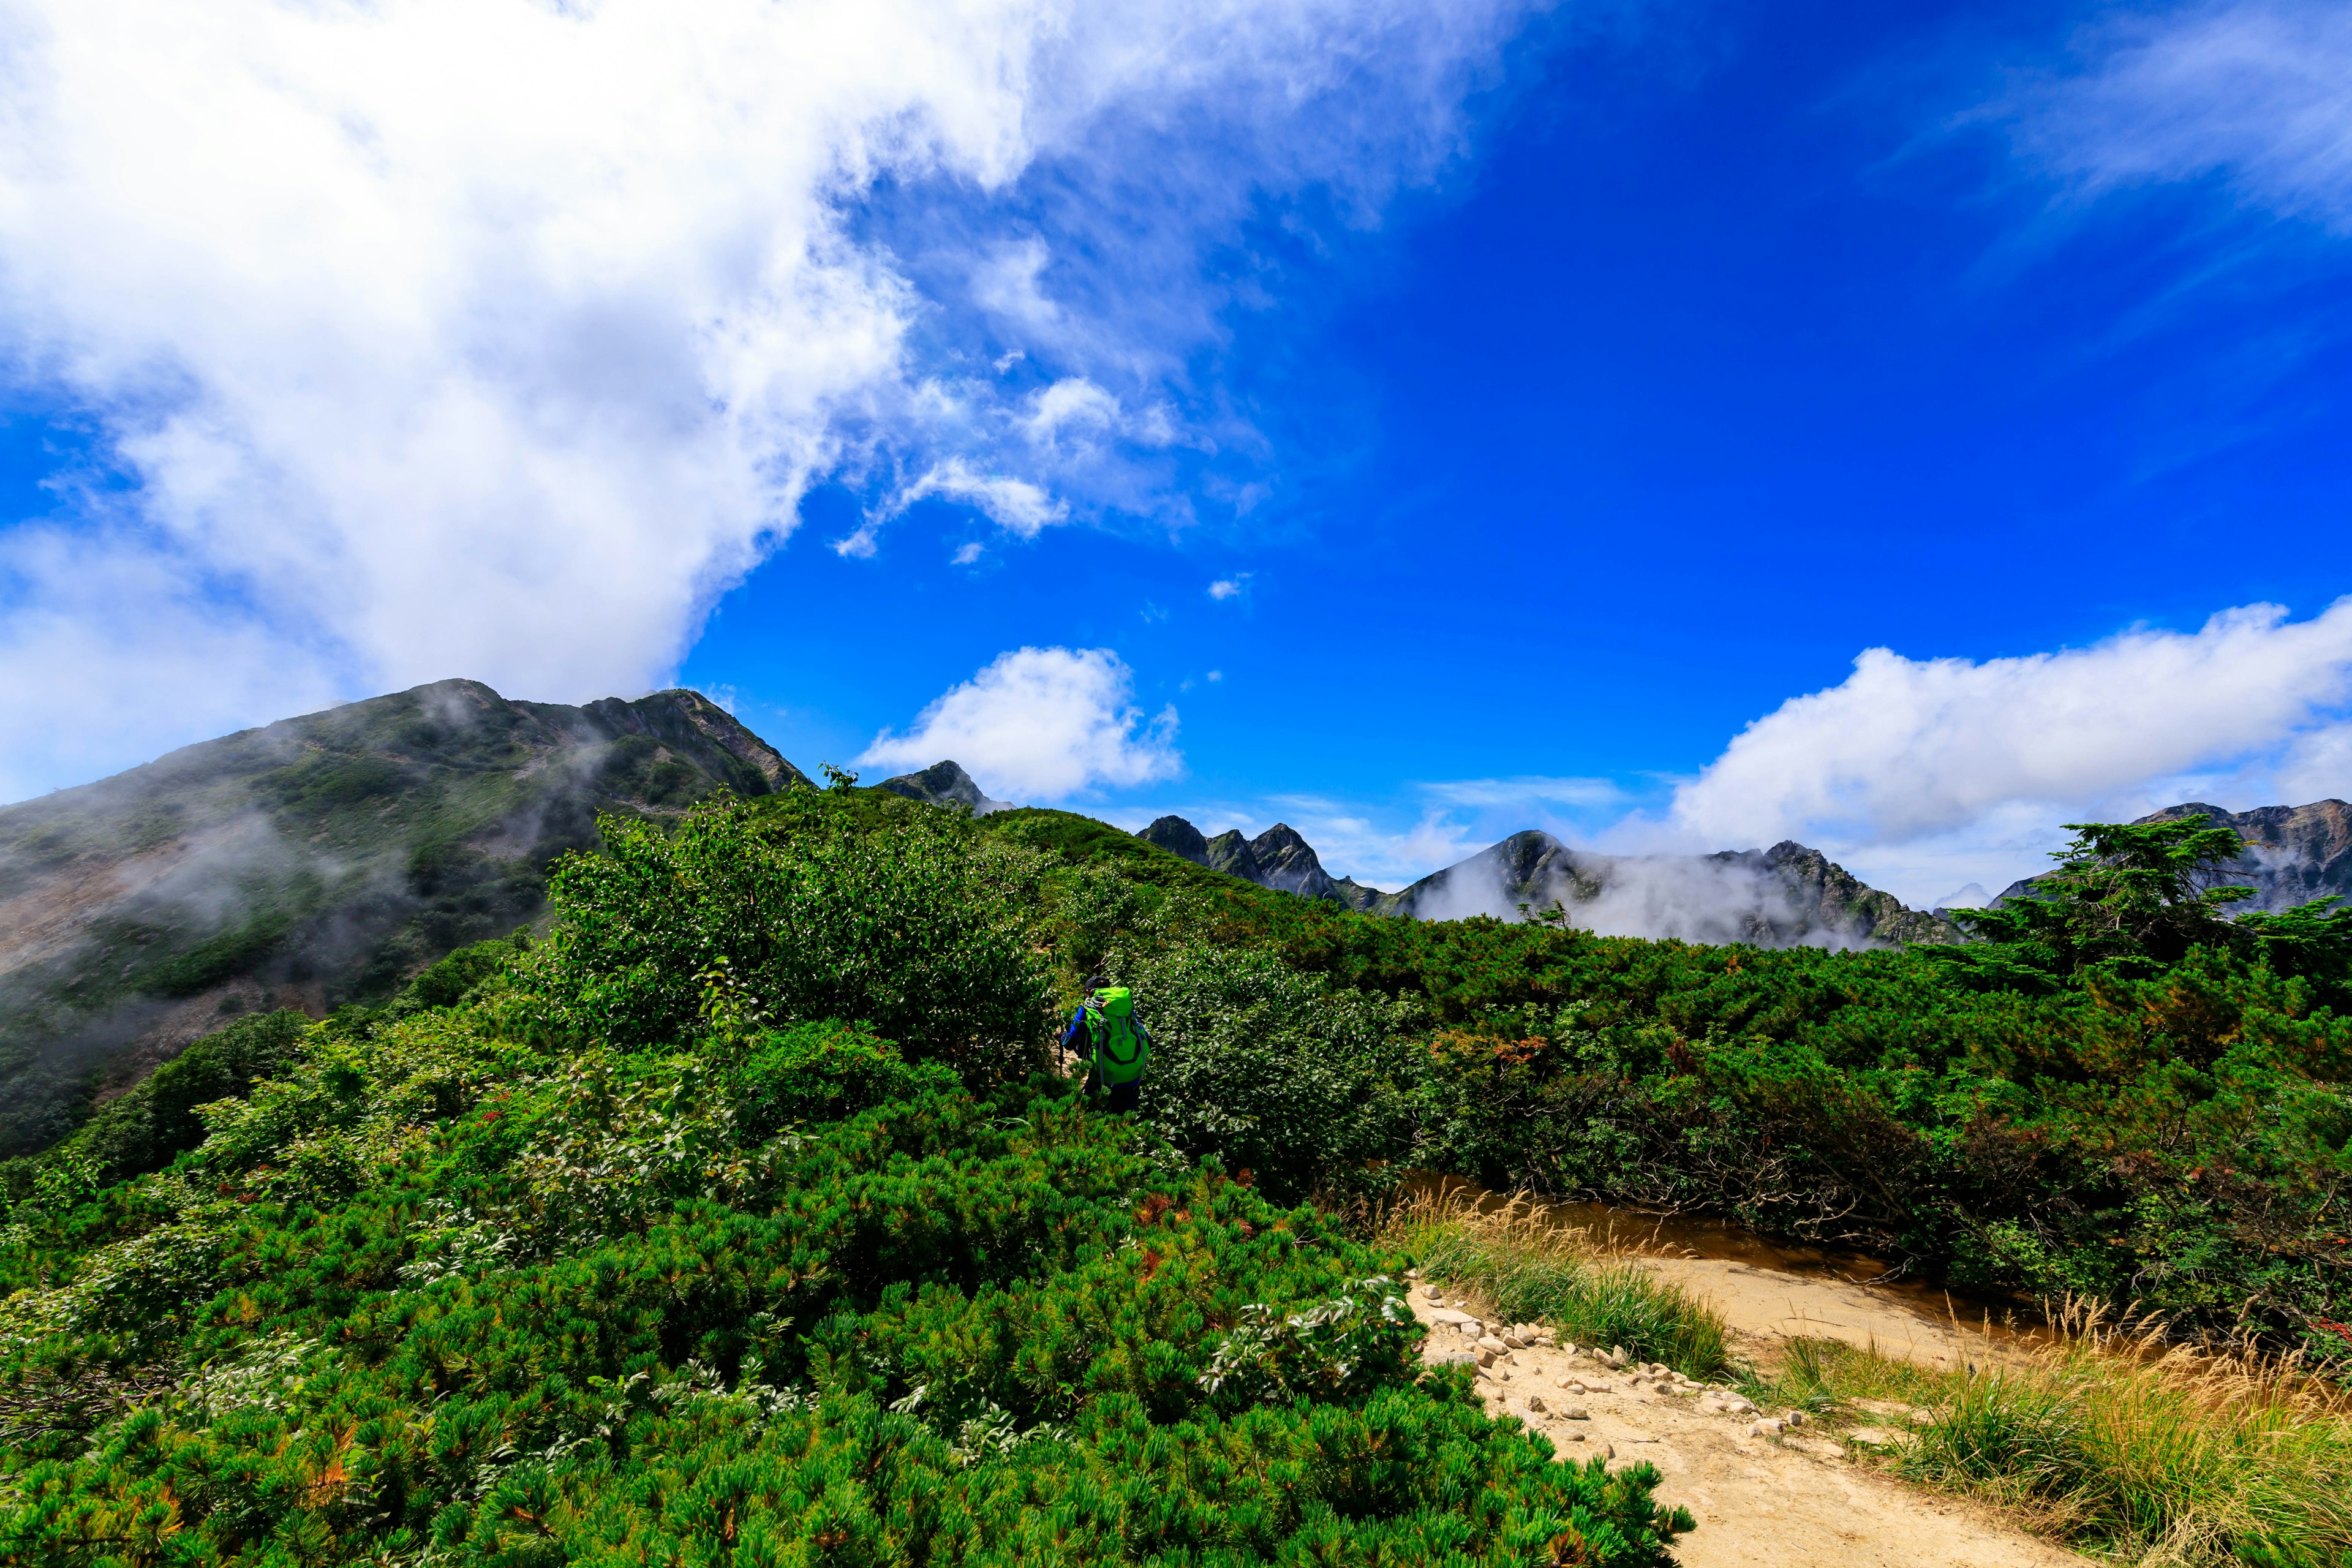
xmin=1134 ymin=814 xmax=1964 ymax=945
xmin=0 ymin=678 xmax=806 ymax=1156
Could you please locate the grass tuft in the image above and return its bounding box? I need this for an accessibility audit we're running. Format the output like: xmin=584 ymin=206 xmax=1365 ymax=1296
xmin=1376 ymin=1188 xmax=1732 ymax=1378
xmin=1741 ymin=1312 xmax=2352 ymax=1568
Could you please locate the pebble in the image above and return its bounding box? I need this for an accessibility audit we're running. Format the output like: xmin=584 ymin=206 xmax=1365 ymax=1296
xmin=1476 ymin=1335 xmax=1509 ymax=1354
xmin=1427 ymin=1308 xmax=1477 ymax=1327
xmin=1559 ymin=1406 xmax=1589 ymax=1420
xmin=1524 ymin=1395 xmax=1547 ymax=1414
xmin=1422 ymin=1284 xmax=1442 ymax=1301
xmin=1747 ymin=1418 xmax=1785 ymax=1436
xmin=1501 ymin=1334 xmax=1526 ymax=1350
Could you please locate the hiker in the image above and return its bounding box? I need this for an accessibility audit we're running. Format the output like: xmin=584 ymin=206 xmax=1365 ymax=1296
xmin=1062 ymin=974 xmax=1150 ymax=1112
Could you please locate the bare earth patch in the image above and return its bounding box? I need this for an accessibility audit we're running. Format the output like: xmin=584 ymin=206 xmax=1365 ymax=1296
xmin=1410 ymin=1290 xmax=2091 ymax=1568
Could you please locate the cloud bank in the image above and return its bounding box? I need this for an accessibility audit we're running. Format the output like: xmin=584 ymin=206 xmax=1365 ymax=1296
xmin=1647 ymin=600 xmax=2352 ymax=900
xmin=859 ymin=646 xmax=1179 ymax=800
xmin=0 ymin=0 xmax=1539 ymax=801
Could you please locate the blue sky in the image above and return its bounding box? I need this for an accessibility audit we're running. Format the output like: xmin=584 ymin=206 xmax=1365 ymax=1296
xmin=4 ymin=0 xmax=2351 ymax=905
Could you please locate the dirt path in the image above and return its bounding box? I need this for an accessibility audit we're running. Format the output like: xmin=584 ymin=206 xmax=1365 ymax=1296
xmin=1629 ymin=1255 xmax=2012 ymax=1370
xmin=1410 ymin=1290 xmax=2088 ymax=1568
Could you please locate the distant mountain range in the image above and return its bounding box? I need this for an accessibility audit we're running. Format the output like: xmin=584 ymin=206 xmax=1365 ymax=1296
xmin=1140 ymin=816 xmax=1964 ymax=946
xmin=1992 ymin=799 xmax=2352 ymax=913
xmin=7 ymin=676 xmax=2345 ymax=1161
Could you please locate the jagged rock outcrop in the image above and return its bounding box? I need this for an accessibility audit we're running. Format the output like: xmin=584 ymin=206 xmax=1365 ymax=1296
xmin=1133 ymin=814 xmax=1951 ymax=945
xmin=875 ymin=760 xmax=1010 ymax=816
xmin=0 ymin=679 xmax=807 ymax=1158
xmin=1992 ymin=799 xmax=2352 ymax=913
xmin=1140 ymin=816 xmax=1371 ymax=905
xmin=1140 ymin=815 xmax=1212 ymax=863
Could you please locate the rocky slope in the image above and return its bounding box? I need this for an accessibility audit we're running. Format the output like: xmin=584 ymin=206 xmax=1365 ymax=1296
xmin=875 ymin=760 xmax=1011 ymax=815
xmin=1137 ymin=815 xmax=1958 ymax=944
xmin=1138 ymin=816 xmax=1390 ymax=909
xmin=1992 ymin=798 xmax=2352 ymax=913
xmin=0 ymin=679 xmax=806 ymax=1157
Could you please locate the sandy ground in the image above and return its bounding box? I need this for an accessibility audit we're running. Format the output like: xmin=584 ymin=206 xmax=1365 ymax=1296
xmin=1629 ymin=1256 xmax=2013 ymax=1370
xmin=1411 ymin=1289 xmax=2089 ymax=1568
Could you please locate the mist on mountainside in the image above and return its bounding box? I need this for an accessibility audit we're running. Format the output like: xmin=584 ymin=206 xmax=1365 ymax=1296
xmin=1141 ymin=814 xmax=1961 ymax=946
xmin=0 ymin=679 xmax=805 ymax=1158
xmin=1392 ymin=831 xmax=1961 ymax=947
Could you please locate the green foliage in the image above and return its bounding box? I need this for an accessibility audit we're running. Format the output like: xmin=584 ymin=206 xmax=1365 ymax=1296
xmin=537 ymin=794 xmax=1055 ymax=1084
xmin=1115 ymin=935 xmax=1426 ymax=1206
xmin=981 ymin=809 xmax=2352 ymax=1355
xmin=0 ymin=799 xmax=1685 ymax=1567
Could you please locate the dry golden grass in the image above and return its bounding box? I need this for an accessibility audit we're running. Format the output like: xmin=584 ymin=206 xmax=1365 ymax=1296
xmin=1383 ymin=1189 xmax=2352 ymax=1566
xmin=1375 ymin=1187 xmax=1733 ymax=1376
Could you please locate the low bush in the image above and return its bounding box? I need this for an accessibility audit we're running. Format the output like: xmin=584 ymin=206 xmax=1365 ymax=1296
xmin=0 ymin=800 xmax=1691 ymax=1567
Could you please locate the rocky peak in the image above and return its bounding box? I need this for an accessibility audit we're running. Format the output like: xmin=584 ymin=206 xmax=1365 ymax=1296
xmin=1140 ymin=815 xmax=1211 ymax=862
xmin=876 ymin=760 xmax=1011 ymax=816
xmin=1241 ymin=823 xmax=1336 ymax=899
xmin=1136 ymin=814 xmax=1361 ymax=905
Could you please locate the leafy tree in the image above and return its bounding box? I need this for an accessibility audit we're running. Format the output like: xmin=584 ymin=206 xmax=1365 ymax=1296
xmin=1955 ymin=816 xmax=2256 ymax=974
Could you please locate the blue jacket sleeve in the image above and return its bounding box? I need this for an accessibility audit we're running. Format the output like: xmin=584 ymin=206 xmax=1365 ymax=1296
xmin=1059 ymin=1008 xmax=1089 ymax=1059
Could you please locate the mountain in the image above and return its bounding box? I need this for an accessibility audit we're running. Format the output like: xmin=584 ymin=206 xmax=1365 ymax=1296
xmin=1135 ymin=815 xmax=1958 ymax=943
xmin=1991 ymin=799 xmax=2352 ymax=913
xmin=1380 ymin=830 xmax=1964 ymax=946
xmin=876 ymin=760 xmax=1011 ymax=815
xmin=1137 ymin=816 xmax=1390 ymax=909
xmin=0 ymin=679 xmax=806 ymax=1157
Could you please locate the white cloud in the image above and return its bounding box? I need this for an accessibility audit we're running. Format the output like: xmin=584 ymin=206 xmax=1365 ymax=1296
xmin=1421 ymin=775 xmax=1625 ymax=810
xmin=1641 ymin=599 xmax=2352 ymax=902
xmin=0 ymin=0 xmax=1539 ymax=800
xmin=859 ymin=646 xmax=1180 ymax=799
xmin=1207 ymin=575 xmax=1251 ymax=600
xmin=2000 ymin=0 xmax=2352 ymax=230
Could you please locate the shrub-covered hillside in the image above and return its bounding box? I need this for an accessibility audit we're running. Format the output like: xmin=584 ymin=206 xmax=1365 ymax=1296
xmin=967 ymin=801 xmax=2352 ymax=1362
xmin=0 ymin=791 xmax=1686 ymax=1567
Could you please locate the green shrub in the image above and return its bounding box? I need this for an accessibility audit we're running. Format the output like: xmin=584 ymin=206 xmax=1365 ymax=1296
xmin=538 ymin=794 xmax=1055 ymax=1085
xmin=1115 ymin=937 xmax=1427 ymax=1205
xmin=0 ymin=928 xmax=1686 ymax=1567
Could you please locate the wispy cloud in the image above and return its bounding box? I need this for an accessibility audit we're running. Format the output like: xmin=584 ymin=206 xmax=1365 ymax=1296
xmin=1207 ymin=575 xmax=1253 ymax=601
xmin=1419 ymin=775 xmax=1625 ymax=810
xmin=1995 ymin=0 xmax=2352 ymax=230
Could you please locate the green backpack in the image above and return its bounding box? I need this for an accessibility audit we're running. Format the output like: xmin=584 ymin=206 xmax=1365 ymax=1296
xmin=1084 ymin=987 xmax=1150 ymax=1086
